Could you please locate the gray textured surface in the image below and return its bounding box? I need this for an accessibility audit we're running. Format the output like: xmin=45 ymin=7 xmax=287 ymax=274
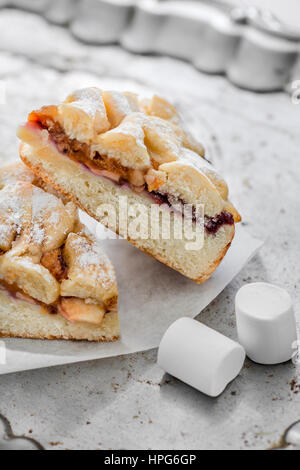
xmin=0 ymin=10 xmax=299 ymax=450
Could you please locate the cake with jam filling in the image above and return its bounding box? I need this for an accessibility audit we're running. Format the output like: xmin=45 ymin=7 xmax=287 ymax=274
xmin=18 ymin=87 xmax=241 ymax=283
xmin=0 ymin=164 xmax=119 ymax=342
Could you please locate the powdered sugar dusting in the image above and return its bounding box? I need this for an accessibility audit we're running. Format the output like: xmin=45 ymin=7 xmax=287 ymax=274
xmin=120 ymin=113 xmax=147 ymax=150
xmin=179 ymin=147 xmax=225 ymax=187
xmin=69 ymin=233 xmax=115 ymax=290
xmin=0 ymin=181 xmax=73 ymax=252
xmin=0 ymin=163 xmax=35 ymax=189
xmin=48 ymin=210 xmax=60 ymax=225
xmin=0 ymin=222 xmax=16 ymax=246
xmin=0 ymin=174 xmax=117 ymax=311
xmin=69 ymin=88 xmax=105 ymax=119
xmin=105 ymin=90 xmax=133 ymax=117
xmin=32 ymin=186 xmax=60 ymax=217
xmin=31 ymin=186 xmax=62 ymax=245
xmin=41 ymin=88 xmax=211 ymax=182
xmin=0 ymin=183 xmax=25 ymax=248
xmin=144 ymin=115 xmax=182 ymax=160
xmin=66 ymin=87 xmax=110 ymax=135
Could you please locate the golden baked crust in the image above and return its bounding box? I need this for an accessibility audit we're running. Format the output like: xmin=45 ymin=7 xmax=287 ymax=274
xmin=0 ymin=332 xmax=119 ymax=342
xmin=0 ymin=288 xmax=119 ymax=342
xmin=0 ymin=161 xmax=69 ymax=202
xmin=17 ymin=87 xmax=241 ymax=284
xmin=0 ymin=167 xmax=119 ymax=341
xmin=0 ymin=162 xmax=36 ymax=188
xmin=18 ymin=87 xmax=241 ymax=222
xmin=20 ymin=143 xmax=236 ymax=284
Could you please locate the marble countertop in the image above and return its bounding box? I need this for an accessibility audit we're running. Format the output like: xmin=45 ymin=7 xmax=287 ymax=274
xmin=0 ymin=9 xmax=299 ymax=450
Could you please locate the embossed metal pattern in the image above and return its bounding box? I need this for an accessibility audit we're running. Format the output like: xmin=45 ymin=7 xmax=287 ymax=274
xmin=0 ymin=0 xmax=299 ymax=92
xmin=0 ymin=414 xmax=44 ymax=450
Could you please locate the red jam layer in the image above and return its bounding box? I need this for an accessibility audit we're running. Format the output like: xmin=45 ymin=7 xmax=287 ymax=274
xmin=150 ymin=191 xmax=234 ymax=234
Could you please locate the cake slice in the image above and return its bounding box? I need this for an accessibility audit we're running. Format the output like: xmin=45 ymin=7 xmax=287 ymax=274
xmin=18 ymin=88 xmax=241 ymax=283
xmin=0 ymin=161 xmax=69 ymax=202
xmin=0 ymin=166 xmax=119 ymax=342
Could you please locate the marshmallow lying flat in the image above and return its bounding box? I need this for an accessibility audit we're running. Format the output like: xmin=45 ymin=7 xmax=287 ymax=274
xmin=157 ymin=318 xmax=245 ymax=397
xmin=236 ymin=283 xmax=297 ymax=365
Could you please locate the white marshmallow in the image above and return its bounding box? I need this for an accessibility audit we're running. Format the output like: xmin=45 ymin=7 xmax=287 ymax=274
xmin=157 ymin=317 xmax=245 ymax=397
xmin=236 ymin=282 xmax=297 ymax=365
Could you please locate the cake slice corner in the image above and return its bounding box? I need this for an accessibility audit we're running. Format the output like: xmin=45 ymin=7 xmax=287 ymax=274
xmin=0 ymin=164 xmax=120 ymax=342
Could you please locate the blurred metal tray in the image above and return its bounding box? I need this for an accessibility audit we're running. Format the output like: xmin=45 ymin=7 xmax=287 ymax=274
xmin=3 ymin=0 xmax=300 ymax=92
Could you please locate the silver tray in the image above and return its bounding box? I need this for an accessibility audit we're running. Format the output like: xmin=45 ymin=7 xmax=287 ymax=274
xmin=3 ymin=0 xmax=300 ymax=92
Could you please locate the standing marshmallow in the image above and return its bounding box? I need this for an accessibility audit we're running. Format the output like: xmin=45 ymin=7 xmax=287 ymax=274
xmin=236 ymin=283 xmax=297 ymax=365
xmin=157 ymin=317 xmax=245 ymax=397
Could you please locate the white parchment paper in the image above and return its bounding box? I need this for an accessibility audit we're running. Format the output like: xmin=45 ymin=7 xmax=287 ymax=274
xmin=0 ymin=217 xmax=263 ymax=375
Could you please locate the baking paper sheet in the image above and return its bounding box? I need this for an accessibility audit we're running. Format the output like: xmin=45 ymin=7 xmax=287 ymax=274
xmin=0 ymin=217 xmax=263 ymax=375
